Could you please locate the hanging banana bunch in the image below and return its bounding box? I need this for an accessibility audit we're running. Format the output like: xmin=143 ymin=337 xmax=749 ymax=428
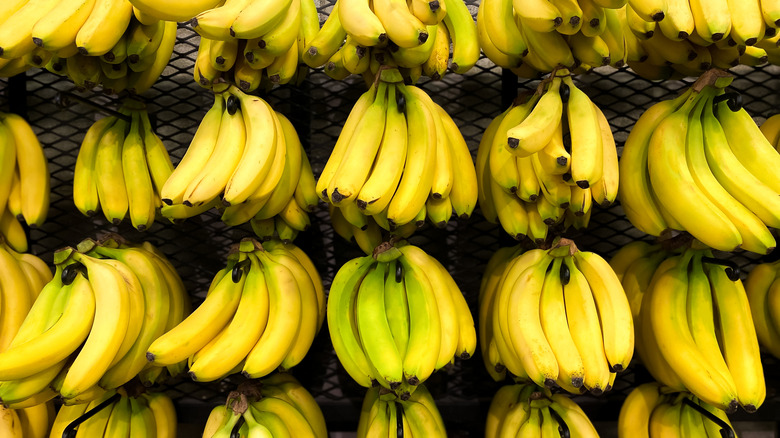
xmin=300 ymin=0 xmax=479 ymax=81
xmin=191 ymin=0 xmax=320 ymax=91
xmin=477 ymin=0 xmax=628 ymax=77
xmin=0 ymin=237 xmax=189 ymax=406
xmin=357 ymin=384 xmax=446 ymax=437
xmin=619 ymin=69 xmax=780 ymax=254
xmin=202 ymin=375 xmax=327 ymax=438
xmin=74 ymin=100 xmax=173 ymax=230
xmin=610 ymin=241 xmax=765 ymax=413
xmin=318 ymin=68 xmax=478 ymax=232
xmin=147 ymin=238 xmax=324 ymax=381
xmin=328 ymin=239 xmax=476 ymax=399
xmin=618 ymin=383 xmax=737 ymax=438
xmin=485 ymin=383 xmax=599 ymax=438
xmin=477 ymin=71 xmax=617 ymax=243
xmin=480 ymin=238 xmax=632 ymax=394
xmin=0 ymin=3 xmax=176 ymax=95
xmin=159 ymin=86 xmax=317 ymax=241
xmin=0 ymin=112 xmax=49 ymax=251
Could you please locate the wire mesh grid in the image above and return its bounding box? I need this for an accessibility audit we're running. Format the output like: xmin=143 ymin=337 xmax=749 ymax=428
xmin=2 ymin=2 xmax=780 ymax=433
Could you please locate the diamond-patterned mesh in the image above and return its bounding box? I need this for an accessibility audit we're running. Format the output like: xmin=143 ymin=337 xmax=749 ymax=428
xmin=2 ymin=2 xmax=780 ymax=433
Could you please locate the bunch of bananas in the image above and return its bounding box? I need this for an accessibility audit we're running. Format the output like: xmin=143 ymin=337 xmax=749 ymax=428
xmin=318 ymin=69 xmax=477 ymax=232
xmin=301 ymin=0 xmax=479 ymax=81
xmin=622 ymin=0 xmax=780 ymax=78
xmin=191 ymin=0 xmax=319 ymax=91
xmin=477 ymin=0 xmax=627 ymax=77
xmin=357 ymin=384 xmax=446 ymax=437
xmin=745 ymin=259 xmax=780 ymax=359
xmin=759 ymin=112 xmax=780 ymax=150
xmin=0 ymin=112 xmax=49 ymax=252
xmin=328 ymin=241 xmax=475 ymax=398
xmin=74 ymin=101 xmax=173 ymax=230
xmin=202 ymin=374 xmax=327 ymax=438
xmin=486 ymin=383 xmax=598 ymax=438
xmin=477 ymin=73 xmax=617 ymax=243
xmin=49 ymin=389 xmax=176 ymax=438
xmin=147 ymin=238 xmax=323 ymax=381
xmin=611 ymin=242 xmax=765 ymax=413
xmin=160 ymin=87 xmax=317 ymax=240
xmin=480 ymin=238 xmax=632 ymax=394
xmin=0 ymin=401 xmax=54 ymax=438
xmin=0 ymin=237 xmax=189 ymax=406
xmin=0 ymin=1 xmax=177 ymax=95
xmin=329 ymin=205 xmax=418 ymax=255
xmin=0 ymin=240 xmax=51 ymax=355
xmin=618 ymin=383 xmax=735 ymax=438
xmin=619 ymin=72 xmax=780 ymax=254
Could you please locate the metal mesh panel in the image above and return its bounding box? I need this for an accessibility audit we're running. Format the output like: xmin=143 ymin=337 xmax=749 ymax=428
xmin=2 ymin=3 xmax=780 ymax=433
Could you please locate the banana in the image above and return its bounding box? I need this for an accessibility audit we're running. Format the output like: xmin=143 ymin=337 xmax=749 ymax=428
xmin=589 ymin=103 xmax=618 ymax=207
xmin=209 ymin=38 xmax=239 ymax=72
xmin=563 ymin=76 xmax=603 ymax=189
xmin=302 ymin=2 xmax=346 ymax=67
xmin=328 ymin=82 xmax=388 ymax=205
xmin=386 ymin=85 xmax=437 ymax=228
xmin=746 ymin=262 xmax=780 ymax=358
xmin=649 ymin=252 xmax=739 ymax=411
xmin=222 ymin=90 xmax=277 ymax=205
xmin=505 ymin=252 xmax=558 ymax=387
xmin=626 ymin=0 xmax=665 ymax=22
xmin=715 ymin=99 xmax=780 ymax=194
xmin=129 ymin=0 xmax=221 ymax=22
xmin=689 ymin=0 xmax=731 ymax=42
xmin=0 ymin=0 xmax=61 ymax=59
xmin=562 ymin=256 xmax=611 ymax=394
xmin=356 ymin=85 xmax=406 ymax=215
xmin=727 ymin=0 xmax=765 ymax=45
xmin=242 ymin=250 xmax=302 ymax=377
xmin=479 ymin=0 xmax=526 ymax=59
xmin=253 ymin=396 xmax=316 ymax=437
xmin=702 ymin=93 xmax=780 ymax=230
xmin=338 ymin=0 xmax=387 ymax=47
xmin=568 ymin=32 xmax=611 ymax=66
xmin=31 ymin=0 xmax=96 ymax=52
xmin=506 ymin=78 xmax=563 ymax=156
xmin=707 ymin=263 xmax=765 ymax=412
xmin=250 ymin=0 xmax=301 ymax=57
xmin=540 ymin=258 xmax=585 ymax=390
xmin=658 ymin=0 xmax=694 ymax=40
xmin=75 ymin=0 xmax=133 ymax=57
xmin=490 ymin=95 xmax=539 ymax=194
xmin=3 ymin=113 xmax=49 ymax=228
xmin=122 ymin=112 xmax=157 ymax=230
xmin=580 ymin=0 xmax=607 ymax=38
xmin=91 ymin=115 xmax=129 ymax=224
xmin=618 ymin=382 xmax=664 ymax=438
xmin=183 ymin=94 xmax=246 ymax=206
xmin=192 ymin=0 xmax=254 ymax=41
xmin=147 ymin=257 xmax=245 ymax=365
xmin=441 ymin=0 xmax=478 ymax=73
xmin=0 ymin=120 xmax=16 ymax=217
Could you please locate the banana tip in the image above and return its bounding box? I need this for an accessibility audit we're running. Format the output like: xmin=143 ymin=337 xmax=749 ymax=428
xmin=589 ymin=387 xmax=603 ymax=396
xmin=651 ymin=12 xmax=664 ymax=22
xmin=571 ymin=377 xmax=583 ymax=388
xmin=77 ymin=47 xmax=89 ymax=56
xmin=32 ymin=38 xmax=43 ymax=48
xmin=544 ymin=378 xmax=556 ymax=388
xmin=459 ymin=352 xmax=470 ymax=360
xmin=610 ymin=364 xmax=624 ymax=373
xmin=146 ymin=352 xmax=155 ymax=362
xmin=742 ymin=403 xmax=757 ymax=413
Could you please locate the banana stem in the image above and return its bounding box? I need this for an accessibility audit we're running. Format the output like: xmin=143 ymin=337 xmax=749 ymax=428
xmin=700 ymin=256 xmax=741 ymax=281
xmin=62 ymin=392 xmax=122 ymax=438
xmin=395 ymin=402 xmax=404 ymax=437
xmin=681 ymin=398 xmax=735 ymax=438
xmin=230 ymin=415 xmax=246 ymax=438
xmin=547 ymin=405 xmax=571 ymax=438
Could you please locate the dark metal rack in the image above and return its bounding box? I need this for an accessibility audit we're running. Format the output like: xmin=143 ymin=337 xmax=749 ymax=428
xmin=2 ymin=5 xmax=780 ymax=436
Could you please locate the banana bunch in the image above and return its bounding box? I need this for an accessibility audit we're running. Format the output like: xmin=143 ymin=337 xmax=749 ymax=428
xmin=147 ymin=238 xmax=323 ymax=381
xmin=0 ymin=401 xmax=54 ymax=438
xmin=0 ymin=237 xmax=189 ymax=406
xmin=480 ymin=238 xmax=632 ymax=394
xmin=191 ymin=0 xmax=319 ymax=91
xmin=745 ymin=259 xmax=780 ymax=359
xmin=318 ymin=68 xmax=477 ymax=232
xmin=618 ymin=383 xmax=736 ymax=438
xmin=0 ymin=240 xmax=52 ymax=355
xmin=477 ymin=0 xmax=628 ymax=76
xmin=0 ymin=2 xmax=177 ymax=95
xmin=49 ymin=389 xmax=177 ymax=438
xmin=486 ymin=383 xmax=599 ymax=438
xmin=476 ymin=74 xmax=617 ymax=243
xmin=620 ymin=72 xmax=780 ymax=254
xmin=160 ymin=87 xmax=317 ymax=239
xmin=611 ymin=242 xmax=765 ymax=413
xmin=74 ymin=101 xmax=173 ymax=230
xmin=202 ymin=374 xmax=327 ymax=438
xmin=300 ymin=0 xmax=479 ymax=80
xmin=329 ymin=204 xmax=417 ymax=256
xmin=759 ymin=112 xmax=780 ymax=151
xmin=357 ymin=384 xmax=446 ymax=437
xmin=0 ymin=112 xmax=50 ymax=252
xmin=622 ymin=0 xmax=780 ymax=78
xmin=328 ymin=240 xmax=476 ymax=398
